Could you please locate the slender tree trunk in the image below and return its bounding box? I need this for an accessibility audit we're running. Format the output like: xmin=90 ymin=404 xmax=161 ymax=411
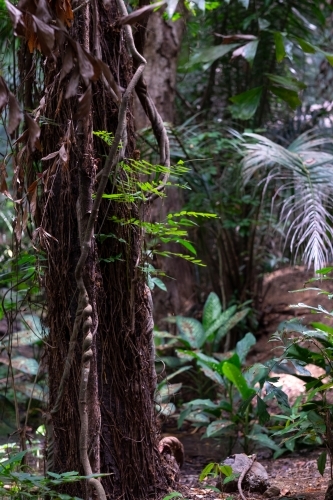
xmin=134 ymin=5 xmax=195 ymax=320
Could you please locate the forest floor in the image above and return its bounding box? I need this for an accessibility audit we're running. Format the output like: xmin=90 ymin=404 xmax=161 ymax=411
xmin=169 ymin=266 xmax=333 ymax=500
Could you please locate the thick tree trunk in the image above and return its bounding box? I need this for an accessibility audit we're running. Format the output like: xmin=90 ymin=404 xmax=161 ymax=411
xmin=25 ymin=0 xmax=172 ymax=498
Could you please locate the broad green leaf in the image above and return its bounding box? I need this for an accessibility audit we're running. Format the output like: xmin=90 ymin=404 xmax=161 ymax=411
xmin=158 ymin=403 xmax=176 ymax=417
xmin=307 ymin=411 xmax=326 ymax=433
xmin=187 ymin=43 xmax=240 ymax=66
xmin=270 ymin=86 xmax=301 ymax=109
xmin=202 ymin=292 xmax=222 ymax=331
xmin=244 ymin=363 xmax=269 ymax=386
xmin=162 ymin=492 xmax=183 ymax=500
xmin=239 ymin=0 xmax=249 ymax=8
xmin=294 ymin=37 xmax=316 ymax=54
xmin=156 ymin=383 xmax=182 ymax=403
xmin=317 ymin=450 xmax=327 ymax=476
xmin=200 ymin=365 xmax=224 ymax=385
xmin=176 ymin=316 xmax=205 ymax=348
xmin=266 ymin=74 xmax=306 ymax=91
xmin=0 ymin=356 xmax=39 ymax=376
xmin=235 ymin=332 xmax=256 ymax=363
xmin=187 ymin=399 xmax=218 ymax=409
xmin=199 ymin=462 xmax=216 ymax=481
xmin=266 ymin=383 xmax=290 ymax=409
xmin=222 ymin=362 xmax=256 ymax=399
xmin=229 ymin=87 xmax=262 ymax=121
xmin=248 ymin=433 xmax=280 ymax=451
xmin=0 ymin=395 xmax=16 ymax=434
xmin=1 ymin=329 xmax=42 ymax=348
xmin=184 ymin=411 xmax=210 ymax=424
xmin=274 ymin=32 xmax=286 ymax=62
xmin=205 ymin=305 xmax=237 ymax=341
xmin=311 ymin=322 xmax=333 ymax=335
xmin=213 ymin=308 xmax=250 ymax=349
xmin=15 ymin=383 xmax=46 ymax=402
xmin=205 ymin=420 xmax=235 ymax=438
xmin=316 ymin=267 xmax=333 ymax=275
xmin=257 ymin=396 xmax=270 ymax=425
xmin=151 ymin=277 xmax=167 ymax=291
xmin=220 ymin=465 xmax=233 ymax=477
xmin=232 ymin=40 xmax=258 ymax=66
xmin=176 ymin=239 xmax=196 ymax=255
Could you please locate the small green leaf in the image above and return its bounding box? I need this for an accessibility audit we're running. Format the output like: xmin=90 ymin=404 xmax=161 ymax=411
xmin=235 ymin=332 xmax=256 ymax=363
xmin=176 ymin=317 xmax=206 ymax=348
xmin=202 ymin=292 xmax=222 ymax=332
xmin=152 ymin=277 xmax=167 ymax=291
xmin=311 ymin=322 xmax=333 ymax=335
xmin=162 ymin=492 xmax=183 ymax=500
xmin=220 ymin=464 xmax=233 ymax=477
xmin=266 ymin=383 xmax=290 ymax=409
xmin=229 ymin=87 xmax=262 ymax=120
xmin=187 ymin=43 xmax=239 ymax=66
xmin=317 ymin=450 xmax=327 ymax=476
xmin=266 ymin=74 xmax=306 ymax=91
xmin=274 ymin=32 xmax=286 ymax=62
xmin=232 ymin=40 xmax=258 ymax=66
xmin=270 ymin=86 xmax=301 ymax=109
xmin=222 ymin=362 xmax=256 ymax=399
xmin=248 ymin=433 xmax=280 ymax=451
xmin=176 ymin=239 xmax=197 ymax=255
xmin=294 ymin=37 xmax=316 ymax=53
xmin=316 ymin=267 xmax=333 ymax=275
xmin=199 ymin=462 xmax=216 ymax=481
xmin=205 ymin=420 xmax=235 ymax=438
xmin=257 ymin=396 xmax=270 ymax=425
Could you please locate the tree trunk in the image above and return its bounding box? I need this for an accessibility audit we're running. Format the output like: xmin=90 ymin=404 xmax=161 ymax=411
xmin=14 ymin=0 xmax=172 ymax=498
xmin=134 ymin=5 xmax=195 ymax=321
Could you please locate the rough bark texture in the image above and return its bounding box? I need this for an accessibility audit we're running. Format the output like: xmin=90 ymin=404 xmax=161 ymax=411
xmin=29 ymin=1 xmax=171 ymax=498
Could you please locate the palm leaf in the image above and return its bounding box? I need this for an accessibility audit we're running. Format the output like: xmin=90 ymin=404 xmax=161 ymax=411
xmin=240 ymin=129 xmax=333 ymax=269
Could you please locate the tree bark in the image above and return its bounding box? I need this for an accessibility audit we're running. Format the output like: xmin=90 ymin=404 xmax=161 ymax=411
xmin=16 ymin=0 xmax=172 ymax=498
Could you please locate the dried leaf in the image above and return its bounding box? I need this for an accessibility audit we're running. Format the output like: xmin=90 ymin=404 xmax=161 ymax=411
xmin=76 ymin=42 xmax=95 ymax=83
xmin=65 ymin=66 xmax=80 ymax=98
xmin=32 ymin=15 xmax=55 ymax=55
xmin=0 ymin=77 xmax=9 ymax=111
xmin=41 ymin=151 xmax=59 ymax=161
xmin=76 ymin=85 xmax=92 ymax=119
xmin=97 ymin=59 xmax=121 ymax=101
xmin=0 ymin=163 xmax=9 ymax=196
xmin=60 ymin=45 xmax=74 ymax=81
xmin=22 ymin=204 xmax=29 ymax=232
xmin=14 ymin=213 xmax=22 ymax=243
xmin=27 ymin=180 xmax=38 ymax=217
xmin=119 ymin=1 xmax=165 ymax=25
xmin=8 ymin=92 xmax=23 ymax=134
xmin=25 ymin=114 xmax=40 ymax=151
xmin=85 ymin=51 xmax=102 ymax=82
xmin=35 ymin=0 xmax=52 ymax=22
xmin=59 ymin=144 xmax=68 ymax=163
xmin=55 ymin=0 xmax=73 ymax=27
xmin=5 ymin=0 xmax=26 ymax=37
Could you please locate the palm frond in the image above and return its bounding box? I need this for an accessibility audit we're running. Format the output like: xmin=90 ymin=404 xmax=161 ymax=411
xmin=240 ymin=129 xmax=333 ymax=269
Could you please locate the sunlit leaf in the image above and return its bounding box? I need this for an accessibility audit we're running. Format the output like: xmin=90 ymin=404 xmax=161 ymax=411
xmin=222 ymin=362 xmax=255 ymax=399
xmin=274 ymin=32 xmax=286 ymax=62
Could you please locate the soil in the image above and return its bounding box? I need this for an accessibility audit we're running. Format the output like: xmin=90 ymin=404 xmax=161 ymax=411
xmin=171 ymin=266 xmax=333 ymax=500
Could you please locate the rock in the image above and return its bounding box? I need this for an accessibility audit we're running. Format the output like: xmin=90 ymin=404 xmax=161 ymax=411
xmin=216 ymin=453 xmax=270 ymax=494
xmin=264 ymin=485 xmax=281 ymax=498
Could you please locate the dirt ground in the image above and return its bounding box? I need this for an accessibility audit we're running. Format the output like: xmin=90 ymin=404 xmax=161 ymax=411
xmin=173 ymin=266 xmax=333 ymax=500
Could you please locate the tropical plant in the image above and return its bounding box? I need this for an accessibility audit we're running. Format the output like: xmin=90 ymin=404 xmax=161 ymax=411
xmin=268 ymin=267 xmax=333 ymax=482
xmin=0 ymin=449 xmax=106 ymax=499
xmin=240 ymin=129 xmax=333 ymax=270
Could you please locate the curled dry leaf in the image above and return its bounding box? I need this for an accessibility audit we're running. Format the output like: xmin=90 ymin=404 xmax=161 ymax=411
xmin=25 ymin=114 xmax=41 ymax=151
xmin=65 ymin=66 xmax=80 ymax=98
xmin=76 ymin=85 xmax=92 ymax=119
xmin=97 ymin=59 xmax=121 ymax=101
xmin=119 ymin=1 xmax=165 ymax=26
xmin=59 ymin=144 xmax=68 ymax=163
xmin=27 ymin=179 xmax=38 ymax=217
xmin=8 ymin=92 xmax=23 ymax=134
xmin=41 ymin=151 xmax=59 ymax=161
xmin=54 ymin=0 xmax=73 ymax=27
xmin=5 ymin=0 xmax=26 ymax=38
xmin=32 ymin=15 xmax=55 ymax=55
xmin=158 ymin=436 xmax=184 ymax=468
xmin=0 ymin=77 xmax=9 ymax=111
xmin=60 ymin=45 xmax=74 ymax=82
